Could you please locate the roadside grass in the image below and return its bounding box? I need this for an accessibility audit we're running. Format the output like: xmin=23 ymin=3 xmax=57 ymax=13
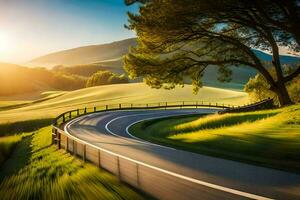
xmin=129 ymin=104 xmax=300 ymax=172
xmin=0 ymin=118 xmax=53 ymax=136
xmin=0 ymin=83 xmax=249 ymax=124
xmin=0 ymin=126 xmax=147 ymax=200
xmin=0 ymin=135 xmax=22 ymax=165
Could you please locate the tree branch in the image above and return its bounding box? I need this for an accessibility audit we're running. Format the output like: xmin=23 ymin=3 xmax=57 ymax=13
xmin=284 ymin=65 xmax=300 ymax=82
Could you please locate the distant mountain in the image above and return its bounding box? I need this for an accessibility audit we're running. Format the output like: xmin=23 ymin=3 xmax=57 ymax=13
xmin=253 ymin=49 xmax=300 ymax=64
xmin=27 ymin=38 xmax=137 ymax=68
xmin=27 ymin=38 xmax=299 ymax=90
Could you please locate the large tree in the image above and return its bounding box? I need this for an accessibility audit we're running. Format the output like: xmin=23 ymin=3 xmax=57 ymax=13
xmin=124 ymin=0 xmax=300 ymax=106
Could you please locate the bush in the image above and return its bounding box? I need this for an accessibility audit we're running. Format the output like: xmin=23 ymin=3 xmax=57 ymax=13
xmin=86 ymin=71 xmax=128 ymax=87
xmin=244 ymin=64 xmax=300 ymax=104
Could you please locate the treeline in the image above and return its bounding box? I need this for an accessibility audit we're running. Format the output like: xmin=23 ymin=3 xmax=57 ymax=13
xmin=52 ymin=64 xmax=124 ymax=77
xmin=0 ymin=63 xmax=128 ymax=96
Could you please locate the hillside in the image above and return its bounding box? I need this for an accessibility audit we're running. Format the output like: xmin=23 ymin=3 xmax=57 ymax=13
xmin=0 ymin=83 xmax=249 ymax=124
xmin=27 ymin=38 xmax=137 ymax=67
xmin=27 ymin=38 xmax=300 ymax=90
xmin=0 ymin=62 xmax=86 ymax=96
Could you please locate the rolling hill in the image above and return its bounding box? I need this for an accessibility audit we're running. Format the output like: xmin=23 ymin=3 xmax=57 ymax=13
xmin=27 ymin=38 xmax=300 ymax=90
xmin=0 ymin=83 xmax=249 ymax=124
xmin=28 ymin=38 xmax=300 ymax=67
xmin=27 ymin=38 xmax=137 ymax=68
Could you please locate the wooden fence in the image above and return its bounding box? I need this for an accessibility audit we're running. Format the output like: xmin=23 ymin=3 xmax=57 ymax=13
xmin=52 ymin=101 xmax=270 ymax=200
xmin=219 ymin=98 xmax=274 ymax=114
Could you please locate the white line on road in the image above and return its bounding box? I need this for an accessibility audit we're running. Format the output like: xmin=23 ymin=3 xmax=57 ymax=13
xmin=64 ymin=110 xmax=274 ymax=200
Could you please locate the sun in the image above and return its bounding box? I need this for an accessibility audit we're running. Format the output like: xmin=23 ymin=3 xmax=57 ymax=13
xmin=0 ymin=31 xmax=12 ymax=54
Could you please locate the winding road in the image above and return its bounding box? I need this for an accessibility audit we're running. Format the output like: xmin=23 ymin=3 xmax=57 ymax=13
xmin=65 ymin=109 xmax=300 ymax=200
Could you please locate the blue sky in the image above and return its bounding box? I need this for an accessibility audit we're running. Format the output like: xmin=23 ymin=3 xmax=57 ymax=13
xmin=0 ymin=0 xmax=138 ymax=63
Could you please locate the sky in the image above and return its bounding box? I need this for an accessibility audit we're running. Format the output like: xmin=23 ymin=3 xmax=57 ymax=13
xmin=0 ymin=0 xmax=137 ymax=63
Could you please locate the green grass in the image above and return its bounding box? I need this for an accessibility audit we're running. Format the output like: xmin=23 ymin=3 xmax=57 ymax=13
xmin=129 ymin=104 xmax=300 ymax=172
xmin=0 ymin=126 xmax=147 ymax=200
xmin=0 ymin=118 xmax=54 ymax=137
xmin=0 ymin=83 xmax=249 ymax=124
xmin=0 ymin=135 xmax=22 ymax=165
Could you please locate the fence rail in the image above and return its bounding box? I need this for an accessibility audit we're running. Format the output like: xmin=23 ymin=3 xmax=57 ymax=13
xmin=219 ymin=98 xmax=274 ymax=114
xmin=53 ymin=101 xmax=235 ymax=127
xmin=52 ymin=100 xmax=269 ymax=200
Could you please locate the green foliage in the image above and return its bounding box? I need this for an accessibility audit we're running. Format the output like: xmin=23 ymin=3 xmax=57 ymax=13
xmin=86 ymin=70 xmax=128 ymax=87
xmin=125 ymin=0 xmax=300 ymax=105
xmin=0 ymin=126 xmax=146 ymax=199
xmin=129 ymin=104 xmax=300 ymax=172
xmin=245 ymin=69 xmax=300 ymax=104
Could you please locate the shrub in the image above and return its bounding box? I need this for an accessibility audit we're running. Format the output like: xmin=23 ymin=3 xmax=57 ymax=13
xmin=86 ymin=71 xmax=128 ymax=87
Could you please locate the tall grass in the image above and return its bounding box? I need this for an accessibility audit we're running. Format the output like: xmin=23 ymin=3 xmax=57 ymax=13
xmin=0 ymin=135 xmax=22 ymax=165
xmin=0 ymin=127 xmax=147 ymax=199
xmin=174 ymin=110 xmax=279 ymax=133
xmin=0 ymin=118 xmax=53 ymax=136
xmin=130 ymin=104 xmax=300 ymax=172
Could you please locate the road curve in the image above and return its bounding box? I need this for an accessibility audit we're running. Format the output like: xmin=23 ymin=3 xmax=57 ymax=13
xmin=65 ymin=109 xmax=300 ymax=200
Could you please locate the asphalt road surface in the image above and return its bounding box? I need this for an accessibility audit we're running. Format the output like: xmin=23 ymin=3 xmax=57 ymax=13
xmin=65 ymin=109 xmax=300 ymax=200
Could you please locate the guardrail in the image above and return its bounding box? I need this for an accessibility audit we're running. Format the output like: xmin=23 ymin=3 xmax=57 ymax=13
xmin=219 ymin=98 xmax=274 ymax=114
xmin=53 ymin=101 xmax=234 ymax=127
xmin=52 ymin=101 xmax=266 ymax=200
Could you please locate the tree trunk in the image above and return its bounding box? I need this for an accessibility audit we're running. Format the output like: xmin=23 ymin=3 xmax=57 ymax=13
xmin=273 ymin=81 xmax=293 ymax=106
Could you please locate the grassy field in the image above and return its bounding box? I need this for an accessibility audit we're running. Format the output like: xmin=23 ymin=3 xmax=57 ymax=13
xmin=0 ymin=83 xmax=247 ymax=198
xmin=0 ymin=126 xmax=147 ymax=200
xmin=129 ymin=104 xmax=300 ymax=172
xmin=0 ymin=135 xmax=23 ymax=165
xmin=0 ymin=83 xmax=249 ymax=124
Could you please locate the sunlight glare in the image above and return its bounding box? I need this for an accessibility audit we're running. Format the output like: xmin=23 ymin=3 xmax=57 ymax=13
xmin=0 ymin=31 xmax=12 ymax=54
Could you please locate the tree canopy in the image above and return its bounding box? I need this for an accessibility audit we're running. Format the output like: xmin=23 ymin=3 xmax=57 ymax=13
xmin=124 ymin=0 xmax=300 ymax=106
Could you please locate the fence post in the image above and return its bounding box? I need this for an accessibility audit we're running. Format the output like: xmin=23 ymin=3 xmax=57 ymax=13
xmin=58 ymin=132 xmax=61 ymax=149
xmin=77 ymin=109 xmax=79 ymax=116
xmin=131 ymin=104 xmax=133 ymax=109
xmin=62 ymin=114 xmax=65 ymax=123
xmin=83 ymin=144 xmax=86 ymax=162
xmin=117 ymin=156 xmax=121 ymax=180
xmin=146 ymin=104 xmax=148 ymax=108
xmin=69 ymin=111 xmax=71 ymax=119
xmin=73 ymin=140 xmax=76 ymax=155
xmin=65 ymin=137 xmax=69 ymax=151
xmin=136 ymin=163 xmax=139 ymax=187
xmin=94 ymin=107 xmax=96 ymax=112
xmin=98 ymin=150 xmax=101 ymax=167
xmin=84 ymin=107 xmax=87 ymax=114
xmin=119 ymin=104 xmax=121 ymax=109
xmin=106 ymin=105 xmax=108 ymax=110
xmin=52 ymin=128 xmax=57 ymax=144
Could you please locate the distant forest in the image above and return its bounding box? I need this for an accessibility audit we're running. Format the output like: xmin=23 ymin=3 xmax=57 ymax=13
xmin=0 ymin=63 xmax=128 ymax=96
